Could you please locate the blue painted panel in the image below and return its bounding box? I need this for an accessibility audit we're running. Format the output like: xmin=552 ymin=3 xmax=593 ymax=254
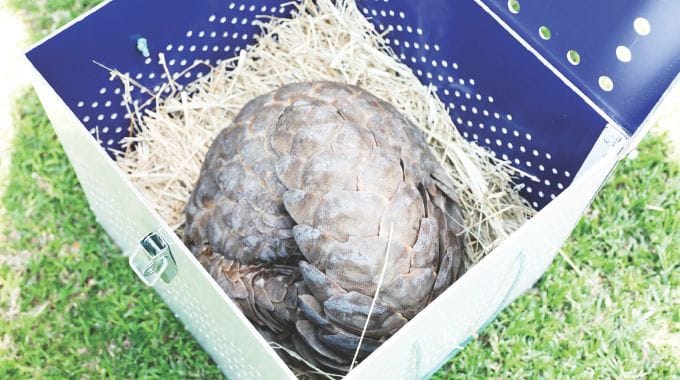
xmin=483 ymin=0 xmax=680 ymax=135
xmin=27 ymin=0 xmax=296 ymax=155
xmin=356 ymin=0 xmax=606 ymax=208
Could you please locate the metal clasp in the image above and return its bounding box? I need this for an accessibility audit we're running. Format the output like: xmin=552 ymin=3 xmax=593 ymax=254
xmin=129 ymin=232 xmax=177 ymax=286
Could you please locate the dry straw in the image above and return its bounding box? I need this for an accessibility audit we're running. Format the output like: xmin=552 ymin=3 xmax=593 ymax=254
xmin=113 ymin=0 xmax=534 ymax=267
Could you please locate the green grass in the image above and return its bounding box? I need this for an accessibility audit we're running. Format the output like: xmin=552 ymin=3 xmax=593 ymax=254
xmin=2 ymin=1 xmax=679 ymax=378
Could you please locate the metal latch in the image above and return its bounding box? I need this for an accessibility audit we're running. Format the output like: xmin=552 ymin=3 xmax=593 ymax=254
xmin=129 ymin=232 xmax=177 ymax=286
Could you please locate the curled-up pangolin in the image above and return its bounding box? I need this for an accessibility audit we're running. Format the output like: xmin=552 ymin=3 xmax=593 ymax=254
xmin=185 ymin=81 xmax=466 ymax=371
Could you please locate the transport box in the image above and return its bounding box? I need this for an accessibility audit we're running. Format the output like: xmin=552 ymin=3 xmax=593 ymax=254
xmin=25 ymin=0 xmax=680 ymax=378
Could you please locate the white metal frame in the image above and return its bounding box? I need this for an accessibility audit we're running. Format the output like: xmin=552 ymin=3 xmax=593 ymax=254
xmin=28 ymin=55 xmax=630 ymax=378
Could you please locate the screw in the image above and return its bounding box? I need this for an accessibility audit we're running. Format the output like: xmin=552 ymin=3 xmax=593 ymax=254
xmin=137 ymin=37 xmax=150 ymax=58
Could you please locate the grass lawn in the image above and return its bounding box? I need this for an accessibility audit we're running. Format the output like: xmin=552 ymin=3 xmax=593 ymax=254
xmin=2 ymin=1 xmax=678 ymax=378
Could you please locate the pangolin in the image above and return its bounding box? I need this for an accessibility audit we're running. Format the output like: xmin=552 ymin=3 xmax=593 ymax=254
xmin=184 ymin=81 xmax=466 ymax=371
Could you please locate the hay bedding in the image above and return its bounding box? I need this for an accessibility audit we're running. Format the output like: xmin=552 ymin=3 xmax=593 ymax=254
xmin=114 ymin=0 xmax=533 ymax=268
xmin=110 ymin=0 xmax=534 ymax=374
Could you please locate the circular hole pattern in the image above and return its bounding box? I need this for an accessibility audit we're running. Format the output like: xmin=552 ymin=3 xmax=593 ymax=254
xmin=633 ymin=17 xmax=651 ymax=36
xmin=567 ymin=50 xmax=581 ymax=65
xmin=599 ymin=75 xmax=614 ymax=92
xmin=616 ymin=45 xmax=632 ymax=62
xmin=538 ymin=26 xmax=551 ymax=40
xmin=508 ymin=0 xmax=521 ymax=14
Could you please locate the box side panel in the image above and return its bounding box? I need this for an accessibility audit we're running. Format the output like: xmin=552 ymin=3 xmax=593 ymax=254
xmin=29 ymin=70 xmax=295 ymax=380
xmin=356 ymin=0 xmax=611 ymax=210
xmin=26 ymin=0 xmax=297 ymax=158
xmin=346 ymin=148 xmax=620 ymax=379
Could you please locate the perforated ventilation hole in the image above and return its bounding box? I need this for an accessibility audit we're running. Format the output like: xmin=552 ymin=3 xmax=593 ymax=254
xmin=634 ymin=17 xmax=651 ymax=35
xmin=538 ymin=26 xmax=551 ymax=40
xmin=508 ymin=0 xmax=521 ymax=14
xmin=567 ymin=50 xmax=581 ymax=65
xmin=616 ymin=46 xmax=632 ymax=62
xmin=599 ymin=75 xmax=614 ymax=91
